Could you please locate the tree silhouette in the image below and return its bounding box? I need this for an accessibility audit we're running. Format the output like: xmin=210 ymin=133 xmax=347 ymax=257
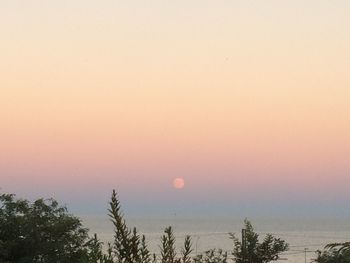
xmin=108 ymin=189 xmax=151 ymax=263
xmin=230 ymin=219 xmax=288 ymax=263
xmin=0 ymin=193 xmax=90 ymax=263
xmin=314 ymin=242 xmax=350 ymax=263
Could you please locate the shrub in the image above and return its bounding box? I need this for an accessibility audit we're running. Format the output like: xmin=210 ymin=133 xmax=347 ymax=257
xmin=0 ymin=193 xmax=90 ymax=263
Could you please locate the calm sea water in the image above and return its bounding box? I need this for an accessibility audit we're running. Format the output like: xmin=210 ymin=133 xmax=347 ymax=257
xmin=81 ymin=215 xmax=350 ymax=263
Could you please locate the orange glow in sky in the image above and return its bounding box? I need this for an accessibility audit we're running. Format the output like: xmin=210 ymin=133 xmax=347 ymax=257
xmin=1 ymin=1 xmax=350 ymax=213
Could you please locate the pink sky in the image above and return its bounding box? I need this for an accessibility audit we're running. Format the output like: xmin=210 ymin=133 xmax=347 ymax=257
xmin=1 ymin=1 xmax=350 ymax=215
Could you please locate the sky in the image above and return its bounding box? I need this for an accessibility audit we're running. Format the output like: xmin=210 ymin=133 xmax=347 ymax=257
xmin=1 ymin=1 xmax=350 ymax=217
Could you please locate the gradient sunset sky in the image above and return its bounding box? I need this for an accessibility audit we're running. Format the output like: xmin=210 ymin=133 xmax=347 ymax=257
xmin=1 ymin=1 xmax=350 ymax=216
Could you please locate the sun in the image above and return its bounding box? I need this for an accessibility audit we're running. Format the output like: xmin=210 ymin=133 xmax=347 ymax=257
xmin=173 ymin=177 xmax=185 ymax=189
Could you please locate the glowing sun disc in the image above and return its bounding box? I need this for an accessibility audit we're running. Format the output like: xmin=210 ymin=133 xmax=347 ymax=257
xmin=173 ymin=178 xmax=185 ymax=189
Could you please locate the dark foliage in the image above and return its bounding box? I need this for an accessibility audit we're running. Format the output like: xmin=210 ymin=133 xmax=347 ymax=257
xmin=0 ymin=193 xmax=90 ymax=263
xmin=160 ymin=226 xmax=177 ymax=263
xmin=194 ymin=249 xmax=228 ymax=263
xmin=1 ymin=190 xmax=295 ymax=263
xmin=314 ymin=242 xmax=350 ymax=263
xmin=108 ymin=189 xmax=151 ymax=263
xmin=230 ymin=219 xmax=288 ymax=263
xmin=182 ymin=235 xmax=193 ymax=263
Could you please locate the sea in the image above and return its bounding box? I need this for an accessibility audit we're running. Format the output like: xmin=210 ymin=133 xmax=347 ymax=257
xmin=81 ymin=215 xmax=350 ymax=263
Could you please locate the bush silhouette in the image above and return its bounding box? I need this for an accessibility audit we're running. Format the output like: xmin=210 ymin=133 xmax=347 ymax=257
xmin=1 ymin=190 xmax=294 ymax=263
xmin=0 ymin=193 xmax=91 ymax=263
xmin=230 ymin=219 xmax=289 ymax=263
